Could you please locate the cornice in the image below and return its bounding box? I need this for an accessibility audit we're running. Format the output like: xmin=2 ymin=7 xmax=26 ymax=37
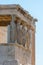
xmin=0 ymin=4 xmax=37 ymax=22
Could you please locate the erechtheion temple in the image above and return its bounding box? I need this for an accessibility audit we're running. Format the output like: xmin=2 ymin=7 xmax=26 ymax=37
xmin=0 ymin=4 xmax=37 ymax=65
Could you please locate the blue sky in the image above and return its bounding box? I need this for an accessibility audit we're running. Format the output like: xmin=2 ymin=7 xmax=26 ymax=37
xmin=0 ymin=0 xmax=43 ymax=65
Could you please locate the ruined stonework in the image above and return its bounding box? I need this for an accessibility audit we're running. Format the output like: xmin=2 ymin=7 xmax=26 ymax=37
xmin=0 ymin=4 xmax=37 ymax=65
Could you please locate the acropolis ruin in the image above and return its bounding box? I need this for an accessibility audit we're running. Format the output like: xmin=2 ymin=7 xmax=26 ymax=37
xmin=0 ymin=4 xmax=37 ymax=65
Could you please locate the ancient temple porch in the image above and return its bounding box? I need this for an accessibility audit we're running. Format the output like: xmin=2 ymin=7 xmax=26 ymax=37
xmin=0 ymin=4 xmax=37 ymax=65
xmin=0 ymin=14 xmax=31 ymax=65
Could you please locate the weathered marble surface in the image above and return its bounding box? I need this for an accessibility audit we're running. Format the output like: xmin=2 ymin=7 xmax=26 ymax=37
xmin=3 ymin=60 xmax=18 ymax=65
xmin=0 ymin=44 xmax=31 ymax=65
xmin=0 ymin=27 xmax=7 ymax=43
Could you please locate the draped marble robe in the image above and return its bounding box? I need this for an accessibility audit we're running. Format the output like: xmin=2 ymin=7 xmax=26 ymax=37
xmin=7 ymin=16 xmax=17 ymax=43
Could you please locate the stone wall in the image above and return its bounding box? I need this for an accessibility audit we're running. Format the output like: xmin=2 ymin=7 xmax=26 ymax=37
xmin=0 ymin=26 xmax=7 ymax=43
xmin=14 ymin=43 xmax=31 ymax=65
xmin=0 ymin=43 xmax=31 ymax=65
